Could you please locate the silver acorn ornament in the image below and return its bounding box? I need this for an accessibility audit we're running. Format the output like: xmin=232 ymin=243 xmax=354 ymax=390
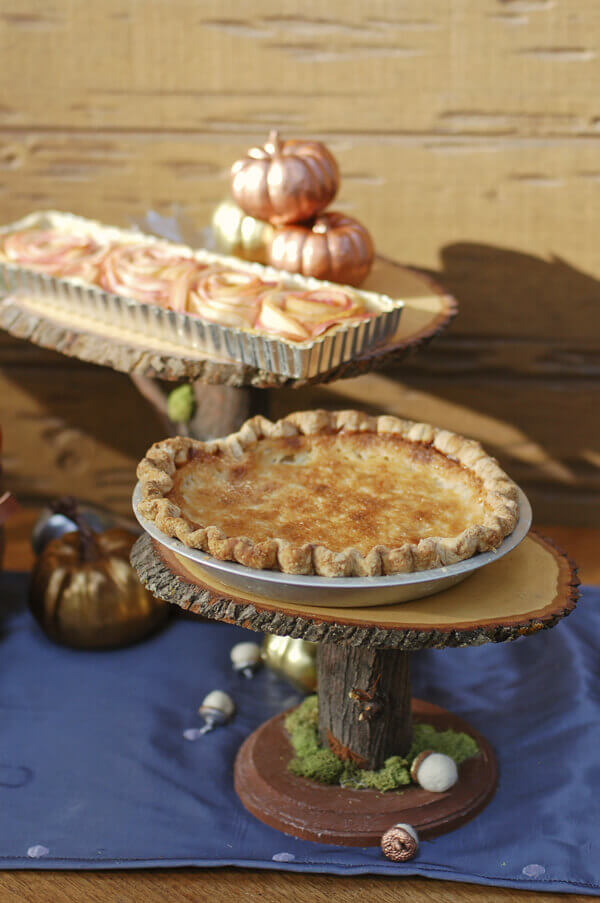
xmin=230 ymin=641 xmax=262 ymax=678
xmin=184 ymin=691 xmax=236 ymax=739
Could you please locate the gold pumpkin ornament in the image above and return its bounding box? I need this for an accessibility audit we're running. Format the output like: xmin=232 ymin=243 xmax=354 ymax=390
xmin=231 ymin=130 xmax=339 ymax=226
xmin=268 ymin=211 xmax=375 ymax=287
xmin=261 ymin=635 xmax=317 ymax=693
xmin=211 ymin=199 xmax=273 ymax=264
xmin=29 ymin=500 xmax=169 ymax=649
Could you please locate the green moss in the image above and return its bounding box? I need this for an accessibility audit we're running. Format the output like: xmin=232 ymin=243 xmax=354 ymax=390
xmin=289 ymin=749 xmax=345 ymax=784
xmin=284 ymin=695 xmax=479 ymax=792
xmin=408 ymin=722 xmax=479 ymax=764
xmin=167 ymin=384 xmax=196 ymax=423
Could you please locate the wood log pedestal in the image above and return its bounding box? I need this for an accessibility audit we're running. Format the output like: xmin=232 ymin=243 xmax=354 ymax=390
xmin=317 ymin=645 xmax=412 ymax=770
xmin=132 ymin=531 xmax=578 ymax=846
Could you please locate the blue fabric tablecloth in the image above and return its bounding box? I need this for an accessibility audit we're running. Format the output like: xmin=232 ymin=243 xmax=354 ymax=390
xmin=0 ymin=571 xmax=598 ymax=895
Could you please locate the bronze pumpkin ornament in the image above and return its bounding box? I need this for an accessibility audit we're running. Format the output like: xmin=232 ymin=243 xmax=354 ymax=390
xmin=29 ymin=499 xmax=169 ymax=649
xmin=231 ymin=130 xmax=339 ymax=226
xmin=268 ymin=211 xmax=375 ymax=287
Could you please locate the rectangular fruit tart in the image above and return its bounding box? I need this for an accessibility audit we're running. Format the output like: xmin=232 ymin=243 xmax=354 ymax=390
xmin=0 ymin=211 xmax=403 ymax=377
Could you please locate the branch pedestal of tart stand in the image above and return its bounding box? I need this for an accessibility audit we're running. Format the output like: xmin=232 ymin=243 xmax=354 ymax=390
xmin=131 ymin=530 xmax=578 ymax=847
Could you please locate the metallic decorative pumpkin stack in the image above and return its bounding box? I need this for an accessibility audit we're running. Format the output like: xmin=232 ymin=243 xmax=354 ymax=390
xmin=212 ymin=131 xmax=375 ymax=287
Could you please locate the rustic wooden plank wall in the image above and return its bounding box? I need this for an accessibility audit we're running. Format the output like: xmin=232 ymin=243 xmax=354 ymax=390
xmin=0 ymin=0 xmax=598 ymax=524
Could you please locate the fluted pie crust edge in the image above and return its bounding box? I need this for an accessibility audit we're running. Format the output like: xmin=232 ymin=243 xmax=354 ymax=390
xmin=136 ymin=410 xmax=520 ymax=577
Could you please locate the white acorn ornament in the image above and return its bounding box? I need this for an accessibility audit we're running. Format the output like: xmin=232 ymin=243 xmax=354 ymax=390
xmin=230 ymin=641 xmax=262 ymax=678
xmin=380 ymin=823 xmax=419 ymax=862
xmin=187 ymin=690 xmax=236 ymax=738
xmin=410 ymin=750 xmax=458 ymax=793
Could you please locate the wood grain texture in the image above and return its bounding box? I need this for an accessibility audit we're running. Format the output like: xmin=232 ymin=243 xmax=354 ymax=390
xmin=0 ymin=353 xmax=164 ymax=516
xmin=0 ymin=867 xmax=593 ymax=903
xmin=0 ymin=0 xmax=598 ymax=523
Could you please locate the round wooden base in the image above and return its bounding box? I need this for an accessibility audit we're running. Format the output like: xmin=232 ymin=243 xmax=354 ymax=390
xmin=234 ymin=698 xmax=497 ymax=846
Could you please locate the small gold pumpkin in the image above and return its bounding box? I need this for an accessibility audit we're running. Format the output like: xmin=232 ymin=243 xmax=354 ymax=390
xmin=211 ymin=199 xmax=273 ymax=264
xmin=261 ymin=635 xmax=317 ymax=692
xmin=29 ymin=503 xmax=168 ymax=649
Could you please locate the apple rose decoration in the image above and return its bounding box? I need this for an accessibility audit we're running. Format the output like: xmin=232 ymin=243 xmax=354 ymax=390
xmin=0 ymin=228 xmax=107 ymax=281
xmin=185 ymin=268 xmax=278 ymax=329
xmin=268 ymin=212 xmax=375 ymax=287
xmin=255 ymin=287 xmax=370 ymax=342
xmin=231 ymin=131 xmax=339 ymax=226
xmin=97 ymin=244 xmax=200 ymax=311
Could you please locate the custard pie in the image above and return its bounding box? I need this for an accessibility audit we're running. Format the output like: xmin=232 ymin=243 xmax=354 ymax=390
xmin=136 ymin=410 xmax=520 ymax=577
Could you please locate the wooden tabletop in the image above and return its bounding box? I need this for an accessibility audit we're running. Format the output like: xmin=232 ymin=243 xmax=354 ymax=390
xmin=1 ymin=508 xmax=597 ymax=903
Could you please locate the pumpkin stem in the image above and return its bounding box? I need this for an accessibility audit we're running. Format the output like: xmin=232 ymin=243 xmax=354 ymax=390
xmin=51 ymin=496 xmax=100 ymax=562
xmin=268 ymin=129 xmax=282 ymax=154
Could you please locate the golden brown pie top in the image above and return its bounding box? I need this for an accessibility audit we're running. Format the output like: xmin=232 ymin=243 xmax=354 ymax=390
xmin=137 ymin=410 xmax=520 ymax=577
xmin=169 ymin=433 xmax=488 ymax=553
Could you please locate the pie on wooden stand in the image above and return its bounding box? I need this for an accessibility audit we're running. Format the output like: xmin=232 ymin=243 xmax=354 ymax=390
xmin=132 ymin=410 xmax=578 ymax=846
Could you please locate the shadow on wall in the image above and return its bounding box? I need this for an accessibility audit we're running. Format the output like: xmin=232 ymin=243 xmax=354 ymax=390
xmin=397 ymin=243 xmax=599 ymax=526
xmin=426 ymin=242 xmax=600 ymax=344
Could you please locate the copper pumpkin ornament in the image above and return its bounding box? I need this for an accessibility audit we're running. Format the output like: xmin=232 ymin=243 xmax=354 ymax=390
xmin=231 ymin=131 xmax=339 ymax=226
xmin=29 ymin=502 xmax=168 ymax=649
xmin=268 ymin=211 xmax=375 ymax=287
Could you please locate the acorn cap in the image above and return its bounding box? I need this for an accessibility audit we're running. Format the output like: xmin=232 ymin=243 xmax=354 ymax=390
xmin=410 ymin=749 xmax=434 ymax=783
xmin=380 ymin=823 xmax=419 ymax=862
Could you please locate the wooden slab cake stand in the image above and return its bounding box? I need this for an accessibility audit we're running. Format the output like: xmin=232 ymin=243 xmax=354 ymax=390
xmin=131 ymin=530 xmax=578 ymax=847
xmin=0 ymin=258 xmax=456 ymax=439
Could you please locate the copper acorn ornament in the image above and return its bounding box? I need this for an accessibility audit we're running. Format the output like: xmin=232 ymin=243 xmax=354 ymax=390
xmin=381 ymin=823 xmax=419 ymax=862
xmin=410 ymin=751 xmax=458 ymax=793
xmin=268 ymin=211 xmax=375 ymax=287
xmin=211 ymin=199 xmax=273 ymax=264
xmin=28 ymin=499 xmax=168 ymax=649
xmin=231 ymin=130 xmax=339 ymax=226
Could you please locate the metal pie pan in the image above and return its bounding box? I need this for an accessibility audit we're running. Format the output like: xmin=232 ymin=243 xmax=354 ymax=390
xmin=132 ymin=484 xmax=532 ymax=608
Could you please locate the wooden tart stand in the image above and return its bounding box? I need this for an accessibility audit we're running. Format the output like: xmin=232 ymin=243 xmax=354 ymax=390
xmin=132 ymin=530 xmax=578 ymax=847
xmin=0 ymin=258 xmax=456 ymax=439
